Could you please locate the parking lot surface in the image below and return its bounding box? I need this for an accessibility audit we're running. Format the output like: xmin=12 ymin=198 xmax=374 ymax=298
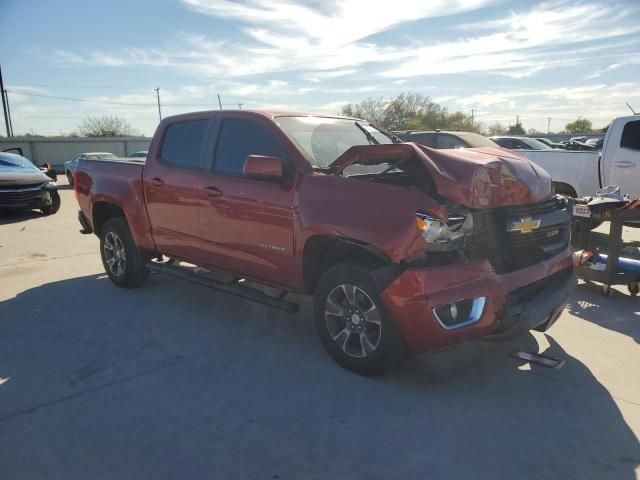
xmin=1 ymin=180 xmax=639 ymax=480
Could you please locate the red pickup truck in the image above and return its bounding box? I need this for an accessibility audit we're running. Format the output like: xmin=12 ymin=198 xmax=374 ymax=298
xmin=75 ymin=110 xmax=574 ymax=375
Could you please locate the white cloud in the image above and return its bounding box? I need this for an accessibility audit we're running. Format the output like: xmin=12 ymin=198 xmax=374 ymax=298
xmin=52 ymin=0 xmax=640 ymax=88
xmin=452 ymin=82 xmax=640 ymax=130
xmin=54 ymin=0 xmax=498 ymax=77
xmin=380 ymin=1 xmax=640 ymax=78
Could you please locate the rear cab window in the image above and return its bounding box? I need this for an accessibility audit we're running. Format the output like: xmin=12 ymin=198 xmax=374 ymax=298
xmin=161 ymin=119 xmax=210 ymax=168
xmin=214 ymin=118 xmax=285 ymax=175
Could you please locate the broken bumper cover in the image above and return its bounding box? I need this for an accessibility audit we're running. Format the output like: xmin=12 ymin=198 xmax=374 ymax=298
xmin=379 ymin=247 xmax=574 ymax=353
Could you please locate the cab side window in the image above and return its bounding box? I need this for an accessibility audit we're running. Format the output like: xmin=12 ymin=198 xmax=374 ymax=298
xmin=438 ymin=134 xmax=467 ymax=149
xmin=620 ymin=120 xmax=640 ymax=151
xmin=161 ymin=119 xmax=209 ymax=168
xmin=409 ymin=133 xmax=437 ymax=147
xmin=214 ymin=119 xmax=284 ymax=175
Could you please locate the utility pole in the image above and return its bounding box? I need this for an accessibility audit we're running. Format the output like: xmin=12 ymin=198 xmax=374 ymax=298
xmin=154 ymin=87 xmax=162 ymax=121
xmin=217 ymin=94 xmax=222 ymax=110
xmin=0 ymin=64 xmax=10 ymax=137
xmin=516 ymin=115 xmax=520 ymax=126
xmin=547 ymin=117 xmax=551 ymax=134
xmin=238 ymin=103 xmax=243 ymax=110
xmin=470 ymin=109 xmax=475 ymax=126
xmin=4 ymin=89 xmax=13 ymax=137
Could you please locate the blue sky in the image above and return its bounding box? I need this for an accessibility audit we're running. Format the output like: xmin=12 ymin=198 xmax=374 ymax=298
xmin=1 ymin=0 xmax=639 ymax=136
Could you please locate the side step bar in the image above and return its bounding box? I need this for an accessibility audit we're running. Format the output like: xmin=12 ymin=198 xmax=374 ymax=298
xmin=146 ymin=261 xmax=299 ymax=314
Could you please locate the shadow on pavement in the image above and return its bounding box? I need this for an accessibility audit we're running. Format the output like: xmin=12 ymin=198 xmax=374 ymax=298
xmin=567 ymin=282 xmax=640 ymax=343
xmin=0 ymin=210 xmax=44 ymax=225
xmin=0 ymin=273 xmax=638 ymax=479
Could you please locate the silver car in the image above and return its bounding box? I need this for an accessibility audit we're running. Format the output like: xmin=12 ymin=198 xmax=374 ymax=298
xmin=64 ymin=152 xmax=117 ymax=185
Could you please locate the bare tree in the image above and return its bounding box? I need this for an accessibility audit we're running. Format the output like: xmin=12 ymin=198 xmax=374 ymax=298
xmin=79 ymin=116 xmax=141 ymax=137
xmin=487 ymin=122 xmax=507 ymax=135
xmin=341 ymin=98 xmax=387 ymax=126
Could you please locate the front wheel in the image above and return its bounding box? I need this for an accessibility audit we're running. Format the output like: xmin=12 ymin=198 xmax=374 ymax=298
xmin=41 ymin=189 xmax=61 ymax=216
xmin=100 ymin=217 xmax=149 ymax=288
xmin=313 ymin=264 xmax=407 ymax=375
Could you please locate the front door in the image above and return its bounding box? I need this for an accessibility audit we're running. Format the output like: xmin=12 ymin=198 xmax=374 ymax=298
xmin=196 ymin=117 xmax=296 ymax=286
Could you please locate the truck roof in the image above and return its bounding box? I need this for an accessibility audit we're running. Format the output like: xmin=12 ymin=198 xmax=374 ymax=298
xmin=162 ymin=109 xmax=359 ymax=122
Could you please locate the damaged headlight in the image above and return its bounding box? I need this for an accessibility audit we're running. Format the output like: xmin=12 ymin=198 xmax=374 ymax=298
xmin=415 ymin=211 xmax=473 ymax=251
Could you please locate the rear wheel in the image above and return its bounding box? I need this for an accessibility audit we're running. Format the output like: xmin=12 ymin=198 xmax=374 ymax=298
xmin=66 ymin=171 xmax=74 ymax=186
xmin=313 ymin=263 xmax=407 ymax=375
xmin=100 ymin=217 xmax=149 ymax=288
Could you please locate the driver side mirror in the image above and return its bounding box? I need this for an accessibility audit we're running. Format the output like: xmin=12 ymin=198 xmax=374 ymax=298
xmin=243 ymin=155 xmax=284 ymax=182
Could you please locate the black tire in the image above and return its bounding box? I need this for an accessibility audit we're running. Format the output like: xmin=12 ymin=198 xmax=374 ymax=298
xmin=628 ymin=283 xmax=639 ymax=296
xmin=313 ymin=263 xmax=407 ymax=375
xmin=66 ymin=171 xmax=74 ymax=186
xmin=99 ymin=217 xmax=149 ymax=288
xmin=40 ymin=189 xmax=61 ymax=216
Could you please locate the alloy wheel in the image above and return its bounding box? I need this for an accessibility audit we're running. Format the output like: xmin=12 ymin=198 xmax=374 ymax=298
xmin=103 ymin=231 xmax=127 ymax=277
xmin=324 ymin=284 xmax=382 ymax=358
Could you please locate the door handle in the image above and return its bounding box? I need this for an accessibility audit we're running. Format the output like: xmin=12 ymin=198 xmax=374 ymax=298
xmin=612 ymin=161 xmax=636 ymax=168
xmin=151 ymin=177 xmax=165 ymax=186
xmin=204 ymin=186 xmax=223 ymax=197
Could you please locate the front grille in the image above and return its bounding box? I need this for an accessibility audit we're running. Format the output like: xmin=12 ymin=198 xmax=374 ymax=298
xmin=470 ymin=196 xmax=571 ymax=273
xmin=0 ymin=185 xmax=47 ymax=207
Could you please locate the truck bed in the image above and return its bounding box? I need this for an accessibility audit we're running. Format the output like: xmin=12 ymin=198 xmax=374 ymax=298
xmin=516 ymin=149 xmax=600 ymax=197
xmin=75 ymin=156 xmax=152 ymax=249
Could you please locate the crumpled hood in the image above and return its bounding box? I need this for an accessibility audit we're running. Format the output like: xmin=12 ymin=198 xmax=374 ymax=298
xmin=327 ymin=143 xmax=553 ymax=209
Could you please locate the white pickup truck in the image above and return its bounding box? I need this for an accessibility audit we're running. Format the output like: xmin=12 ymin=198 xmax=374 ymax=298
xmin=516 ymin=115 xmax=640 ymax=199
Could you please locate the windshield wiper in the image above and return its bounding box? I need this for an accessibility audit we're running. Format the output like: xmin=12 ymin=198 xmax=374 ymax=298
xmin=375 ymin=125 xmax=403 ymax=144
xmin=355 ymin=122 xmax=379 ymax=145
xmin=366 ymin=156 xmax=411 ymax=181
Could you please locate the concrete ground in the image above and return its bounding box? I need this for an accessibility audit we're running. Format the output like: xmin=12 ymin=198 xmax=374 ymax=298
xmin=1 ymin=180 xmax=639 ymax=480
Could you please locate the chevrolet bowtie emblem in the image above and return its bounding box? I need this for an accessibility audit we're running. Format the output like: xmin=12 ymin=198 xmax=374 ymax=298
xmin=508 ymin=217 xmax=541 ymax=234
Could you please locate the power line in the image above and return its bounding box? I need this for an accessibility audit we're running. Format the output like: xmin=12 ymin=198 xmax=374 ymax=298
xmin=8 ymin=91 xmax=156 ymax=107
xmin=10 ymin=83 xmax=147 ymax=90
xmin=8 ymin=90 xmax=241 ymax=108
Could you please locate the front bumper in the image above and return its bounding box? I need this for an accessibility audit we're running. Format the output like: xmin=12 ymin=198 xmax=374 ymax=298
xmin=379 ymin=247 xmax=574 ymax=353
xmin=0 ymin=182 xmax=57 ymax=210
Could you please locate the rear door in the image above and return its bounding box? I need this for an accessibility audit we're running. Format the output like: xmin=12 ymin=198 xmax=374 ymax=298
xmin=196 ymin=116 xmax=296 ymax=286
xmin=606 ymin=119 xmax=640 ymax=198
xmin=143 ymin=117 xmax=213 ymax=260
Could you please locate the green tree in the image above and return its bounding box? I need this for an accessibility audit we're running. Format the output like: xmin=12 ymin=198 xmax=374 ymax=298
xmin=79 ymin=116 xmax=141 ymax=137
xmin=507 ymin=122 xmax=525 ymax=135
xmin=341 ymin=92 xmax=478 ymax=132
xmin=564 ymin=117 xmax=593 ymax=134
